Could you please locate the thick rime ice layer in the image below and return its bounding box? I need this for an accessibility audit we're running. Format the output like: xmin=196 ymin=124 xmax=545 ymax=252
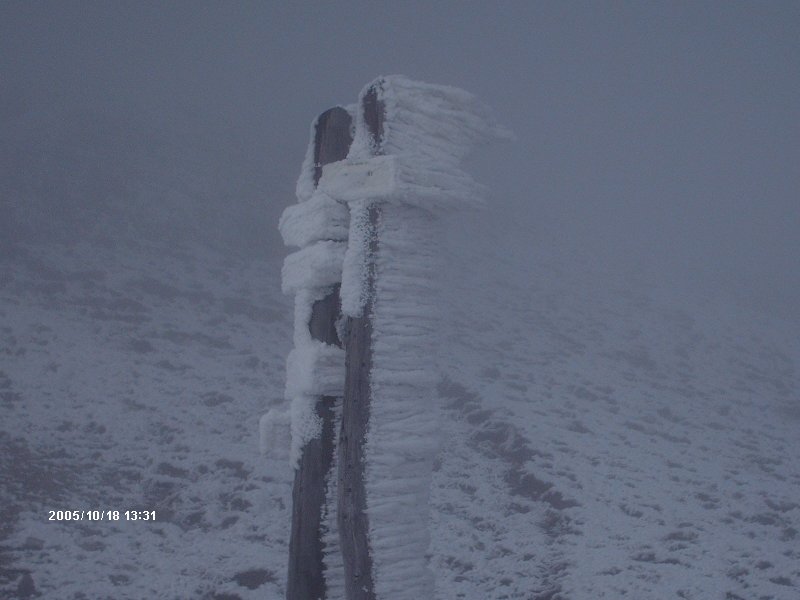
xmin=366 ymin=203 xmax=443 ymax=600
xmin=348 ymin=76 xmax=509 ymax=166
xmin=279 ymin=191 xmax=350 ymax=248
xmin=346 ymin=76 xmax=509 ymax=204
xmin=332 ymin=76 xmax=503 ymax=600
xmin=281 ymin=240 xmax=346 ymax=296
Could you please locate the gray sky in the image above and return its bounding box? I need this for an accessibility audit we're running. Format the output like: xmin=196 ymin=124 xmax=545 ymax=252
xmin=2 ymin=1 xmax=799 ymax=314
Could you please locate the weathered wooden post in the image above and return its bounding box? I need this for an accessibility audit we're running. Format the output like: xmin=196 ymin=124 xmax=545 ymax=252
xmin=277 ymin=76 xmax=504 ymax=600
xmin=280 ymin=106 xmax=353 ymax=600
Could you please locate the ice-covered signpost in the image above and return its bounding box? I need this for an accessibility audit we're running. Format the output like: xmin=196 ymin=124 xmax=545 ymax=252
xmin=274 ymin=76 xmax=505 ymax=600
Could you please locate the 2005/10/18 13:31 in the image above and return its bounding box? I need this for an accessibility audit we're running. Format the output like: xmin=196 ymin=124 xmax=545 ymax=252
xmin=47 ymin=510 xmax=156 ymax=521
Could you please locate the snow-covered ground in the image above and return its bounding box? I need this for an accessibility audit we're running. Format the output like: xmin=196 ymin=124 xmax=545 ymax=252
xmin=2 ymin=214 xmax=798 ymax=599
xmin=1 ymin=239 xmax=293 ymax=599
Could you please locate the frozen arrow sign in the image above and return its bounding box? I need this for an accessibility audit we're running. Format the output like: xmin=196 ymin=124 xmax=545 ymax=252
xmin=319 ymin=156 xmax=399 ymax=204
xmin=321 ymin=153 xmax=490 ymax=210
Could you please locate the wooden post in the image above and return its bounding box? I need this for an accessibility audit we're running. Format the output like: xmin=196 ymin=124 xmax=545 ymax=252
xmin=286 ymin=106 xmax=352 ymax=600
xmin=337 ymin=82 xmax=384 ymax=600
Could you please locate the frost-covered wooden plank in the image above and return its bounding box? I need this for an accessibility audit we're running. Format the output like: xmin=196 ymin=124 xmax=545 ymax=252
xmin=319 ymin=156 xmax=398 ymax=203
xmin=286 ymin=106 xmax=352 ymax=600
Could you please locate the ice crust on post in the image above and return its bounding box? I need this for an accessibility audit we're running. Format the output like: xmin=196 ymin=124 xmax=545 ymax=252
xmin=279 ymin=191 xmax=350 ymax=248
xmin=328 ymin=76 xmax=505 ymax=600
xmin=281 ymin=240 xmax=347 ymax=296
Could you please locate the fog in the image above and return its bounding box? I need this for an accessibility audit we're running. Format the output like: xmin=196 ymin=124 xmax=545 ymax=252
xmin=2 ymin=4 xmax=800 ymax=597
xmin=3 ymin=1 xmax=799 ymax=315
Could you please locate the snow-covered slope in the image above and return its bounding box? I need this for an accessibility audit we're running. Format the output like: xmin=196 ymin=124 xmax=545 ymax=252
xmin=2 ymin=209 xmax=798 ymax=599
xmin=0 ymin=213 xmax=800 ymax=600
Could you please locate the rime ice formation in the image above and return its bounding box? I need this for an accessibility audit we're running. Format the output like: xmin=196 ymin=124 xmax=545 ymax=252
xmin=281 ymin=241 xmax=347 ymax=296
xmin=322 ymin=75 xmax=506 ymax=600
xmin=273 ymin=111 xmax=351 ymax=469
xmin=278 ymin=192 xmax=350 ymax=249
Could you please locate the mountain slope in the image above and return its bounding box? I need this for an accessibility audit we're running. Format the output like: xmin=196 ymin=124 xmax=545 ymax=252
xmin=1 ymin=214 xmax=798 ymax=599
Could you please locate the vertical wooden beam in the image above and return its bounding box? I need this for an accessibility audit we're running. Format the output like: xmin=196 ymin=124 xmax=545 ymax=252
xmin=338 ymin=82 xmax=384 ymax=600
xmin=287 ymin=106 xmax=352 ymax=600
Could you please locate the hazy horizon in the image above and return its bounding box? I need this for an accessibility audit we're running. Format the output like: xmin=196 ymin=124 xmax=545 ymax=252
xmin=2 ymin=1 xmax=799 ymax=316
